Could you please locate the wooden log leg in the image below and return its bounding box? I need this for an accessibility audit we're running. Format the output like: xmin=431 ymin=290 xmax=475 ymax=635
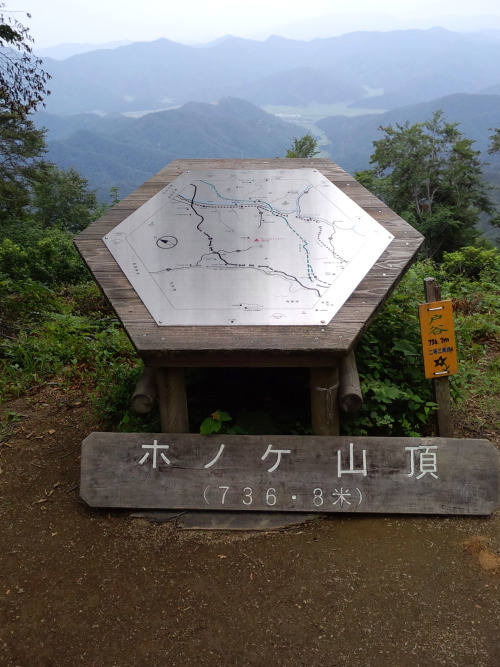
xmin=310 ymin=366 xmax=340 ymax=436
xmin=131 ymin=367 xmax=158 ymax=414
xmin=339 ymin=350 xmax=363 ymax=414
xmin=155 ymin=368 xmax=189 ymax=433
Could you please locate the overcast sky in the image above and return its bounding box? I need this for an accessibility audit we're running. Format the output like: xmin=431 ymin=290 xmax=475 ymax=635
xmin=17 ymin=0 xmax=500 ymax=48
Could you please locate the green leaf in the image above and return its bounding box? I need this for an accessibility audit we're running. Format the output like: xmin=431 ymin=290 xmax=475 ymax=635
xmin=200 ymin=417 xmax=222 ymax=435
xmin=392 ymin=339 xmax=420 ymax=357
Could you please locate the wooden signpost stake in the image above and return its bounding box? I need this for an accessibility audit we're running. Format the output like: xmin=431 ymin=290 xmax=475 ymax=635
xmin=421 ymin=277 xmax=455 ymax=437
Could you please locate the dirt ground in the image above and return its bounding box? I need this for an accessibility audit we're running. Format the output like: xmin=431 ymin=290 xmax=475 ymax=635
xmin=1 ymin=386 xmax=499 ymax=667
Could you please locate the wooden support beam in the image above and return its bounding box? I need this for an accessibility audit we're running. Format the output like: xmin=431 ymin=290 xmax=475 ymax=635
xmin=339 ymin=350 xmax=363 ymax=413
xmin=424 ymin=277 xmax=454 ymax=438
xmin=131 ymin=367 xmax=158 ymax=414
xmin=155 ymin=368 xmax=190 ymax=433
xmin=310 ymin=366 xmax=340 ymax=435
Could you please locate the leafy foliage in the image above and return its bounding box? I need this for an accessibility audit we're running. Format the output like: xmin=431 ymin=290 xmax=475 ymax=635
xmin=200 ymin=410 xmax=234 ymax=435
xmin=356 ymin=111 xmax=499 ymax=259
xmin=342 ymin=247 xmax=500 ymax=436
xmin=341 ymin=261 xmax=438 ymax=436
xmin=0 ymin=122 xmax=104 ymax=283
xmin=285 ymin=133 xmax=320 ymax=158
xmin=30 ymin=163 xmax=103 ymax=233
xmin=0 ymin=277 xmax=138 ymax=405
xmin=437 ymin=247 xmax=500 ymax=363
xmin=0 ymin=3 xmax=51 ymax=116
xmin=91 ymin=361 xmax=161 ymax=433
xmin=489 ymin=128 xmax=500 ymax=154
xmin=0 ymin=221 xmax=88 ymax=285
xmin=440 ymin=246 xmax=500 ymax=282
xmin=0 ymin=110 xmax=46 ymax=221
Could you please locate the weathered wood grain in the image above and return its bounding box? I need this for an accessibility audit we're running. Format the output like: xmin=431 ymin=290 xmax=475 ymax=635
xmin=156 ymin=367 xmax=189 ymax=433
xmin=310 ymin=366 xmax=340 ymax=435
xmin=80 ymin=434 xmax=499 ymax=515
xmin=339 ymin=350 xmax=363 ymax=413
xmin=131 ymin=367 xmax=158 ymax=414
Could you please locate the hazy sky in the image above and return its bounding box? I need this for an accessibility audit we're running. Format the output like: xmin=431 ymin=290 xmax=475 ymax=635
xmin=17 ymin=0 xmax=500 ymax=48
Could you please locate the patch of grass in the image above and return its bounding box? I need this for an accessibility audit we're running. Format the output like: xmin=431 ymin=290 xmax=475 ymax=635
xmin=0 ymin=279 xmax=137 ymax=404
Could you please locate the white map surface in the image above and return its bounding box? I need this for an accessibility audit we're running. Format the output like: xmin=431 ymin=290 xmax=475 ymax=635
xmin=103 ymin=169 xmax=393 ymax=326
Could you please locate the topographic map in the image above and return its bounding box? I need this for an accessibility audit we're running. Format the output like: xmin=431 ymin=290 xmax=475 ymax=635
xmin=103 ymin=169 xmax=393 ymax=326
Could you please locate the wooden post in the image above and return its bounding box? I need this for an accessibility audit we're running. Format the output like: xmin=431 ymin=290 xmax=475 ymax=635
xmin=131 ymin=367 xmax=158 ymax=414
xmin=339 ymin=350 xmax=363 ymax=413
xmin=155 ymin=368 xmax=190 ymax=433
xmin=310 ymin=366 xmax=340 ymax=436
xmin=424 ymin=277 xmax=454 ymax=437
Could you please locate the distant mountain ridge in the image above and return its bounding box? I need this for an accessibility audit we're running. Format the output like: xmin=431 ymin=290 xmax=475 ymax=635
xmin=37 ymin=41 xmax=133 ymax=60
xmin=40 ymin=29 xmax=500 ymax=115
xmin=36 ymin=92 xmax=500 ymax=238
xmin=318 ymin=92 xmax=500 ymax=174
xmin=32 ymin=27 xmax=500 ymax=248
xmin=37 ymin=98 xmax=301 ymax=201
xmin=255 ymin=13 xmax=500 ymax=41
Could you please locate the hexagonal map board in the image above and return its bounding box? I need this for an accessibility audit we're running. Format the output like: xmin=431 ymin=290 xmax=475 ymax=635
xmin=103 ymin=169 xmax=393 ymax=326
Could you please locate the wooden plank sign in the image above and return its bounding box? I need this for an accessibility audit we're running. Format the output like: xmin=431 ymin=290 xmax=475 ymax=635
xmin=419 ymin=299 xmax=458 ymax=379
xmin=80 ymin=434 xmax=498 ymax=515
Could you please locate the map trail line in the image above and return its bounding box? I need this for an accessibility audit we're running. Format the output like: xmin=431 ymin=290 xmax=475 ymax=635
xmin=184 ymin=179 xmax=328 ymax=289
xmin=103 ymin=169 xmax=394 ymax=326
xmin=180 ymin=181 xmax=324 ymax=295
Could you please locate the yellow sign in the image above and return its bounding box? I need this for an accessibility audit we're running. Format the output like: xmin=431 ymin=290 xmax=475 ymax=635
xmin=418 ymin=300 xmax=458 ymax=379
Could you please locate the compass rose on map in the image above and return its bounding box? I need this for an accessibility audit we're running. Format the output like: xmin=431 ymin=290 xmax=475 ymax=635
xmin=156 ymin=236 xmax=178 ymax=250
xmin=103 ymin=169 xmax=394 ymax=326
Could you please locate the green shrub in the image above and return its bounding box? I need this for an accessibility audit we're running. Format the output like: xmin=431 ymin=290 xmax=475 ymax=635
xmin=440 ymin=246 xmax=500 ymax=282
xmin=62 ymin=281 xmax=113 ymax=318
xmin=89 ymin=360 xmax=161 ymax=432
xmin=341 ymin=260 xmax=438 ymax=436
xmin=0 ymin=284 xmax=136 ymax=404
xmin=0 ymin=226 xmax=87 ymax=285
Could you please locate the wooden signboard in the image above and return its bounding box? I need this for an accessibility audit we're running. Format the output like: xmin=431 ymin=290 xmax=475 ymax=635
xmin=75 ymin=158 xmax=425 ymax=436
xmin=419 ymin=299 xmax=458 ymax=379
xmin=75 ymin=158 xmax=425 ymax=370
xmin=81 ymin=434 xmax=498 ymax=515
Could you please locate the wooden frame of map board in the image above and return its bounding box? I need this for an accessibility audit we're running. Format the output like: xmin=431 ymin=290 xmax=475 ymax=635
xmin=75 ymin=158 xmax=424 ymax=434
